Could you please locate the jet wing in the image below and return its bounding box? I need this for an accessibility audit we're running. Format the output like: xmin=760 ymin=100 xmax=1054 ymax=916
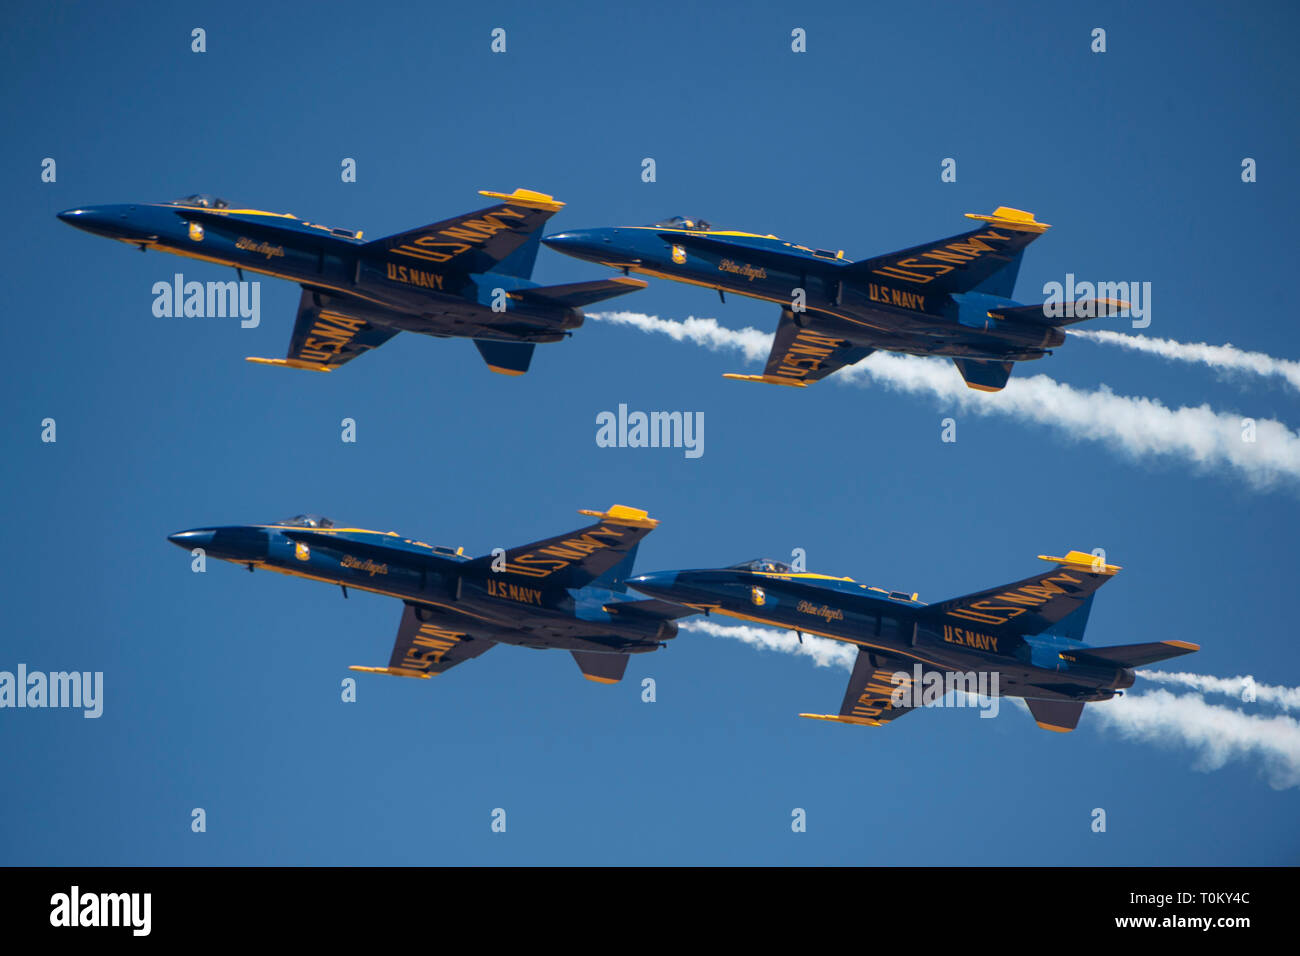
xmin=349 ymin=604 xmax=496 ymax=678
xmin=799 ymin=649 xmax=917 ymax=727
xmin=724 ymin=309 xmax=874 ymax=387
xmin=842 ymin=207 xmax=1050 ymax=298
xmin=462 ymin=504 xmax=660 ymax=589
xmin=921 ymin=550 xmax=1122 ymax=635
xmin=246 ymin=288 xmax=399 ymax=372
xmin=360 ymin=188 xmax=564 ymax=278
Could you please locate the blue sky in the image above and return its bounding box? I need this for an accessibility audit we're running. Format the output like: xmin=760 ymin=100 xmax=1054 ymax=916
xmin=2 ymin=0 xmax=1297 ymax=865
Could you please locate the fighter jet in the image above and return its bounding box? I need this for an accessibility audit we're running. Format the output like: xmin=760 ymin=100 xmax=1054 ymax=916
xmin=167 ymin=505 xmax=690 ymax=684
xmin=544 ymin=207 xmax=1124 ymax=391
xmin=629 ymin=551 xmax=1198 ymax=732
xmin=59 ymin=188 xmax=646 ymax=375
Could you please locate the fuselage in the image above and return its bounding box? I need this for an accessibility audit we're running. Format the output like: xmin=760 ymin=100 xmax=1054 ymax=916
xmin=544 ymin=223 xmax=1063 ymax=360
xmin=167 ymin=519 xmax=674 ymax=655
xmin=59 ymin=197 xmax=582 ymax=342
xmin=629 ymin=565 xmax=1134 ymax=703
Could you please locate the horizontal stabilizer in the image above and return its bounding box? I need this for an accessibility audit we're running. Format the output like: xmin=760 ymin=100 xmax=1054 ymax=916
xmin=952 ymin=357 xmax=1014 ymax=392
xmin=1067 ymin=640 xmax=1200 ymax=669
xmin=989 ymin=300 xmax=1129 ymax=327
xmin=515 ymin=277 xmax=648 ymax=308
xmin=571 ymin=651 xmax=628 ymax=684
xmin=1025 ymin=698 xmax=1085 ymax=733
xmin=474 ymin=339 xmax=535 ymax=376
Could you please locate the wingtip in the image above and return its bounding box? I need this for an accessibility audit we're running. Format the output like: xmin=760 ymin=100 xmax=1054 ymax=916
xmin=246 ymin=356 xmax=332 ymax=372
xmin=722 ymin=373 xmax=808 ymax=388
xmin=478 ymin=188 xmax=565 ymax=212
xmin=577 ymin=504 xmax=658 ymax=529
xmin=348 ymin=665 xmax=432 ymax=679
xmin=964 ymin=206 xmax=1052 ymax=232
xmin=798 ymin=712 xmax=881 ymax=726
xmin=1037 ymin=551 xmax=1122 ymax=574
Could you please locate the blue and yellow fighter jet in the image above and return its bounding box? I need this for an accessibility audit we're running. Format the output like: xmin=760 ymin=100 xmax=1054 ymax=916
xmin=59 ymin=189 xmax=646 ymax=375
xmin=167 ymin=506 xmax=690 ymax=684
xmin=629 ymin=551 xmax=1198 ymax=732
xmin=544 ymin=207 xmax=1123 ymax=391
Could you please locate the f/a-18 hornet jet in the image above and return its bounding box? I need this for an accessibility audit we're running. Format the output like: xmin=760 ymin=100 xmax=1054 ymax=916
xmin=545 ymin=206 xmax=1123 ymax=391
xmin=630 ymin=551 xmax=1198 ymax=732
xmin=167 ymin=505 xmax=691 ymax=684
xmin=59 ymin=188 xmax=645 ymax=376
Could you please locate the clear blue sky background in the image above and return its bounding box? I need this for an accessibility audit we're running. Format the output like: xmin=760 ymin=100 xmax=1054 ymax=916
xmin=2 ymin=1 xmax=1296 ymax=865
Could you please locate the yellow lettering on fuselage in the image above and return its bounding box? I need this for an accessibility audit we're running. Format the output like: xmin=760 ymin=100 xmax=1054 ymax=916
xmin=867 ymin=283 xmax=926 ymax=312
xmin=943 ymin=624 xmax=1000 ymax=653
xmin=385 ymin=262 xmax=445 ymax=290
xmin=486 ymin=578 xmax=545 ymax=606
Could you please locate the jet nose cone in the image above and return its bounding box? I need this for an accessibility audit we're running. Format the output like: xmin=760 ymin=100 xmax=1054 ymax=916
xmin=541 ymin=230 xmax=579 ymax=249
xmin=542 ymin=229 xmax=609 ymax=261
xmin=57 ymin=204 xmax=128 ymax=238
xmin=628 ymin=571 xmax=679 ymax=597
xmin=167 ymin=529 xmax=215 ymax=550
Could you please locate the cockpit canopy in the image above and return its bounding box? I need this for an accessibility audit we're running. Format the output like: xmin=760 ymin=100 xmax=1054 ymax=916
xmin=653 ymin=215 xmax=713 ymax=231
xmin=729 ymin=558 xmax=793 ymax=573
xmin=278 ymin=514 xmax=335 ymax=529
xmin=173 ymin=193 xmax=229 ymax=209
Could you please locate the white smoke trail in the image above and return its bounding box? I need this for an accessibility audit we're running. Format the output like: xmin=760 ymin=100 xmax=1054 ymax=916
xmin=590 ymin=310 xmax=1300 ymax=488
xmin=1090 ymin=689 xmax=1300 ymax=790
xmin=679 ymin=619 xmax=856 ymax=670
xmin=593 ymin=310 xmax=773 ymax=362
xmin=683 ymin=619 xmax=1300 ymax=789
xmin=1069 ymin=329 xmax=1300 ymax=394
xmin=1138 ymin=670 xmax=1300 ymax=711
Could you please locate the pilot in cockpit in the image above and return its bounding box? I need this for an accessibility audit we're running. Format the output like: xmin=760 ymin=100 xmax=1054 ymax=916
xmin=730 ymin=558 xmax=793 ymax=573
xmin=277 ymin=514 xmax=335 ymax=529
xmin=174 ymin=194 xmax=230 ymax=209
